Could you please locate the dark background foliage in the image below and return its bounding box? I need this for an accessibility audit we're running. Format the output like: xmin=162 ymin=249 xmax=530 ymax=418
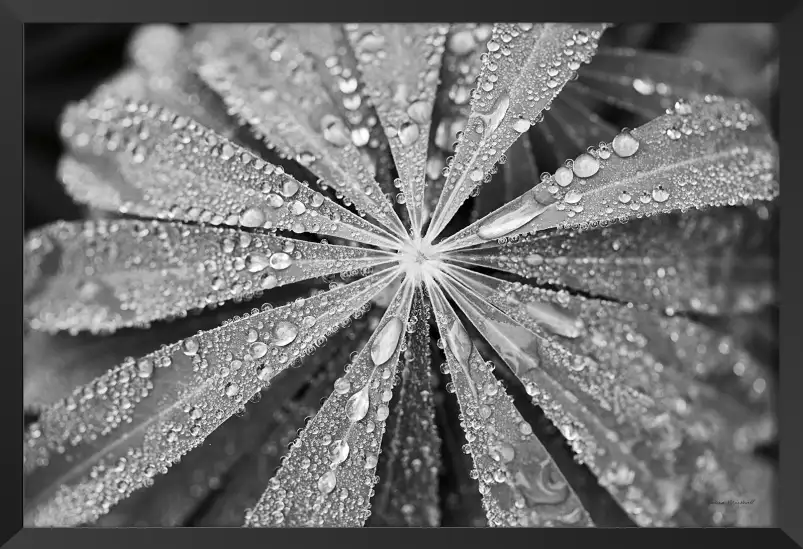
xmin=23 ymin=24 xmax=780 ymax=527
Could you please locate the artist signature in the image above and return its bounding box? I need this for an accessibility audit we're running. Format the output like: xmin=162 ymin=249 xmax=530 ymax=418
xmin=710 ymin=500 xmax=755 ymax=505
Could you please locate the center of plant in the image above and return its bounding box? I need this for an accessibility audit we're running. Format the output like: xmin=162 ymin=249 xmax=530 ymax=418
xmin=397 ymin=235 xmax=443 ymax=283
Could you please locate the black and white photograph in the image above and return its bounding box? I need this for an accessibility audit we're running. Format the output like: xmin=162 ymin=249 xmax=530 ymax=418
xmin=16 ymin=18 xmax=788 ymax=537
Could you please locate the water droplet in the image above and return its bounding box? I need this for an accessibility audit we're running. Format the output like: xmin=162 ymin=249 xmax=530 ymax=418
xmin=272 ymin=321 xmax=299 ymax=346
xmin=478 ymin=195 xmax=545 ymax=240
xmin=370 ymin=317 xmax=403 ymax=365
xmin=483 ymin=91 xmax=510 ymax=135
xmin=513 ymin=117 xmax=531 ymax=133
xmin=245 ymin=253 xmax=270 ymax=273
xmin=406 ymin=100 xmax=430 ymax=125
xmin=266 ymin=194 xmax=284 ymax=208
xmin=289 ymin=201 xmax=306 ymax=216
xmin=612 ymin=130 xmax=639 ymax=157
xmin=470 ymin=169 xmax=484 ymax=182
xmin=281 ymin=179 xmax=300 ymax=198
xmin=524 ymin=302 xmax=585 ymax=339
xmin=225 ymin=382 xmax=239 ymax=397
xmin=260 ymin=274 xmax=278 ymax=289
xmin=269 ymin=253 xmax=292 ymax=270
xmin=182 ymin=338 xmax=199 ymax=356
xmin=239 ymin=208 xmax=265 ymax=228
xmin=618 ymin=191 xmax=632 ymax=204
xmin=564 ymin=190 xmax=582 ymax=204
xmin=250 ymin=341 xmax=268 ymax=359
xmin=322 ymin=114 xmax=351 ymax=147
xmin=318 ymin=471 xmax=337 ymax=494
xmin=572 ymin=153 xmax=599 ymax=178
xmin=674 ymin=98 xmax=693 ymax=116
xmin=330 ymin=439 xmax=350 ymax=466
xmin=652 ymin=186 xmax=670 ymax=203
xmin=398 ymin=121 xmax=420 ymax=147
xmin=376 ymin=404 xmax=390 ymax=421
xmin=446 ymin=319 xmax=473 ymax=365
xmin=137 ymin=359 xmax=153 ymax=378
xmin=257 ymin=365 xmax=273 ymax=381
xmin=334 ymin=377 xmax=351 ymax=395
xmin=347 ymin=386 xmax=370 ymax=422
xmin=554 ymin=167 xmax=573 ymax=187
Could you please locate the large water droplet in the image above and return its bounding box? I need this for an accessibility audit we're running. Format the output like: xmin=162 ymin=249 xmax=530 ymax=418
xmin=330 ymin=439 xmax=350 ymax=466
xmin=572 ymin=154 xmax=599 ymax=178
xmin=406 ymin=100 xmax=430 ymax=125
xmin=250 ymin=341 xmax=268 ymax=359
xmin=370 ymin=317 xmax=403 ymax=365
xmin=482 ymin=91 xmax=510 ymax=135
xmin=612 ymin=130 xmax=639 ymax=157
xmin=513 ymin=117 xmax=531 ymax=133
xmin=478 ymin=195 xmax=545 ymax=240
xmin=563 ymin=190 xmax=583 ymax=204
xmin=346 ymin=386 xmax=370 ymax=422
xmin=524 ymin=301 xmax=585 ymax=339
xmin=446 ymin=319 xmax=473 ymax=365
xmin=554 ymin=167 xmax=574 ymax=187
xmin=269 ymin=253 xmax=292 ymax=270
xmin=318 ymin=471 xmax=337 ymax=494
xmin=281 ymin=179 xmax=300 ymax=198
xmin=239 ymin=208 xmax=265 ymax=228
xmin=652 ymin=185 xmax=670 ymax=203
xmin=245 ymin=253 xmax=270 ymax=273
xmin=321 ymin=114 xmax=351 ymax=147
xmin=398 ymin=121 xmax=420 ymax=147
xmin=272 ymin=321 xmax=299 ymax=346
xmin=182 ymin=338 xmax=199 ymax=356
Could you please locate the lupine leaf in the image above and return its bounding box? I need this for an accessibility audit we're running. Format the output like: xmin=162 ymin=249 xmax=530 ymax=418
xmin=368 ymin=288 xmax=441 ymax=527
xmin=428 ymin=281 xmax=593 ymax=527
xmin=245 ymin=279 xmax=415 ymax=526
xmin=425 ymin=24 xmax=489 ymax=219
xmin=97 ymin=313 xmax=376 ymax=526
xmin=191 ymin=316 xmax=379 ymax=526
xmin=59 ymin=98 xmax=401 ymax=250
xmin=25 ymin=23 xmax=778 ymax=529
xmin=24 ymin=268 xmax=399 ymax=526
xmin=438 ymin=96 xmax=778 ymax=252
xmin=25 ymin=219 xmax=394 ymax=333
xmin=434 ymin=268 xmax=772 ymax=526
xmin=347 ymin=24 xmax=448 ymax=236
xmin=188 ymin=24 xmax=408 ymax=238
xmin=426 ymin=23 xmax=607 ymax=241
xmin=23 ymin=296 xmax=312 ymax=412
xmin=448 ymin=204 xmax=775 ymax=315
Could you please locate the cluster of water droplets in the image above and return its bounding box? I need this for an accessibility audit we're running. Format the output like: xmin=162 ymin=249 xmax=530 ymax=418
xmin=245 ymin=282 xmax=414 ymax=526
xmin=24 ymin=219 xmax=395 ymax=335
xmin=189 ymin=24 xmax=407 ymax=238
xmin=426 ymin=24 xmax=607 ymax=241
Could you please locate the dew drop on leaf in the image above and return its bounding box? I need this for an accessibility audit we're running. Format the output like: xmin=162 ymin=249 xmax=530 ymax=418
xmin=572 ymin=153 xmax=600 ymax=178
xmin=370 ymin=317 xmax=404 ymax=365
xmin=346 ymin=386 xmax=370 ymax=422
xmin=318 ymin=471 xmax=337 ymax=494
xmin=612 ymin=130 xmax=640 ymax=157
xmin=272 ymin=321 xmax=299 ymax=346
